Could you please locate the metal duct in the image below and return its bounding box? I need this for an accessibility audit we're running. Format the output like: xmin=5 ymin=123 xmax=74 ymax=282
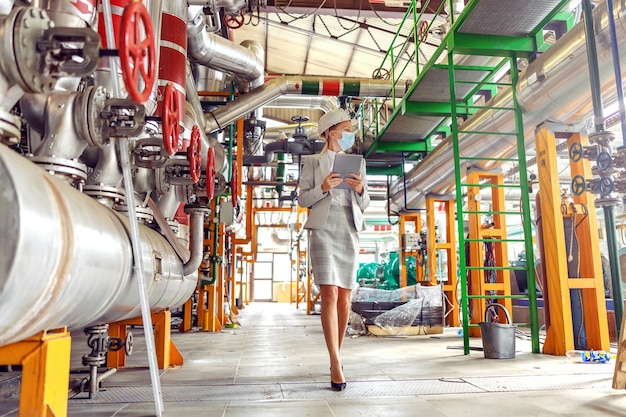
xmin=187 ymin=9 xmax=264 ymax=89
xmin=389 ymin=1 xmax=626 ymax=212
xmin=0 ymin=145 xmax=197 ymax=347
xmin=204 ymin=76 xmax=408 ymax=133
xmin=264 ymin=95 xmax=340 ymax=114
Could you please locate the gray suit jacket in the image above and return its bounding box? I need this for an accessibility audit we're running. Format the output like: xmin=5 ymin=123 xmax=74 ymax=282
xmin=297 ymin=153 xmax=370 ymax=231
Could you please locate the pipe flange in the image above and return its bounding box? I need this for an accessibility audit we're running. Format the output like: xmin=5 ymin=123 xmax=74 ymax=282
xmin=0 ymin=109 xmax=21 ymax=145
xmin=84 ymin=323 xmax=108 ymax=335
xmin=114 ymin=204 xmax=154 ymax=224
xmin=167 ymin=220 xmax=180 ymax=235
xmin=4 ymin=8 xmax=57 ymax=94
xmin=595 ymin=197 xmax=622 ymax=208
xmin=588 ymin=131 xmax=615 ymax=148
xmin=27 ymin=155 xmax=87 ymax=185
xmin=83 ymin=184 xmax=126 ymax=204
xmin=76 ymin=86 xmax=108 ymax=148
xmin=184 ymin=203 xmax=211 ymax=215
xmin=82 ymin=355 xmax=106 ymax=367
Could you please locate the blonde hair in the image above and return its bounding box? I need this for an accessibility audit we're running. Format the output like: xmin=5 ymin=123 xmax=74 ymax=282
xmin=320 ymin=129 xmax=330 ymax=154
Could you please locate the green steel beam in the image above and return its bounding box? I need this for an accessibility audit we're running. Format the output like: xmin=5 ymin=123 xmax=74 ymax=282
xmin=375 ymin=141 xmax=432 ymax=152
xmin=449 ymin=33 xmax=535 ymax=57
xmin=366 ymin=165 xmax=405 ymax=176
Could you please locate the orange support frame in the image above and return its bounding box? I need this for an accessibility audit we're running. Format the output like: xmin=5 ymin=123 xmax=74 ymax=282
xmin=536 ymin=125 xmax=609 ymax=355
xmin=0 ymin=329 xmax=71 ymax=417
xmin=465 ymin=170 xmax=513 ymax=336
xmin=426 ymin=197 xmax=459 ymax=326
xmin=107 ymin=309 xmax=183 ymax=369
xmin=398 ymin=213 xmax=423 ymax=287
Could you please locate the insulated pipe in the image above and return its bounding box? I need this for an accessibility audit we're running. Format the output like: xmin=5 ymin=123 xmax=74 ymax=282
xmin=187 ymin=9 xmax=264 ymax=89
xmin=389 ymin=1 xmax=626 ymax=212
xmin=264 ymin=95 xmax=340 ymax=114
xmin=0 ymin=145 xmax=197 ymax=347
xmin=183 ymin=208 xmax=209 ymax=276
xmin=204 ymin=76 xmax=407 ymax=133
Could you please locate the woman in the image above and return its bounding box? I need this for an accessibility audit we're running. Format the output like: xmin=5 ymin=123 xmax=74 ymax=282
xmin=297 ymin=108 xmax=370 ymax=391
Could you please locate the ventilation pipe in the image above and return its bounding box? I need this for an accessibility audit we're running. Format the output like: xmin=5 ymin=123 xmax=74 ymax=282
xmin=389 ymin=1 xmax=626 ymax=212
xmin=204 ymin=76 xmax=407 ymax=133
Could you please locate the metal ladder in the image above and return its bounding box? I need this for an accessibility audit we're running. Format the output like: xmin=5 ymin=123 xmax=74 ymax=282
xmin=449 ymin=56 xmax=540 ymax=354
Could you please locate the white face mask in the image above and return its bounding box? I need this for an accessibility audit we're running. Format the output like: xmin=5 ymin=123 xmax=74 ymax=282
xmin=337 ymin=131 xmax=355 ymax=151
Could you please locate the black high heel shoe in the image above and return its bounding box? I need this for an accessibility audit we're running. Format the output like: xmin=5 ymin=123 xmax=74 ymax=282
xmin=331 ymin=381 xmax=347 ymax=391
xmin=330 ymin=366 xmax=346 ymax=391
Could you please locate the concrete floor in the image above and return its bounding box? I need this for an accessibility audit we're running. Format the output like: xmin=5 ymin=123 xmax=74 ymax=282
xmin=1 ymin=302 xmax=626 ymax=416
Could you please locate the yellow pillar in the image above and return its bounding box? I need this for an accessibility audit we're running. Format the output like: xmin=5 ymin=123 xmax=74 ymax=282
xmin=0 ymin=329 xmax=71 ymax=417
xmin=426 ymin=197 xmax=459 ymax=326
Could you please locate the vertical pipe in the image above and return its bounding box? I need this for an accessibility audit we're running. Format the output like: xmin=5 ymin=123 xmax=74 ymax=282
xmin=605 ymin=206 xmax=624 ymax=338
xmin=582 ymin=0 xmax=605 ymax=131
xmin=606 ymin=0 xmax=626 ymax=147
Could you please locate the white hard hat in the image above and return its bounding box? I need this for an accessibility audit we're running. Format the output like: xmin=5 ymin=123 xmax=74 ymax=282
xmin=317 ymin=109 xmax=351 ymax=137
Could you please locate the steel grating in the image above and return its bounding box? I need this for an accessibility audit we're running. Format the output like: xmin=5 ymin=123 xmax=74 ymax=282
xmin=68 ymin=374 xmax=613 ymax=405
xmin=464 ymin=374 xmax=614 ymax=392
xmin=458 ymin=0 xmax=566 ymax=37
xmin=408 ymin=68 xmax=490 ymax=103
xmin=70 ymin=384 xmax=283 ymax=404
xmin=379 ymin=115 xmax=444 ymax=142
xmin=281 ymin=379 xmax=484 ymax=399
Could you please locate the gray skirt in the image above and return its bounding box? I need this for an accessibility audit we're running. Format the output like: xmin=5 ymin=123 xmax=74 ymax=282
xmin=309 ymin=205 xmax=359 ymax=290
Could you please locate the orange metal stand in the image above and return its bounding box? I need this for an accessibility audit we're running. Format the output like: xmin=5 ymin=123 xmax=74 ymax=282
xmin=0 ymin=329 xmax=71 ymax=417
xmin=426 ymin=197 xmax=459 ymax=326
xmin=536 ymin=125 xmax=609 ymax=355
xmin=398 ymin=212 xmax=424 ymax=287
xmin=465 ymin=170 xmax=513 ymax=336
xmin=107 ymin=309 xmax=183 ymax=369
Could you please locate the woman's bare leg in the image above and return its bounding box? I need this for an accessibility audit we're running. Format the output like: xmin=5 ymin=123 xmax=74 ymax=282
xmin=337 ymin=287 xmax=352 ymax=351
xmin=320 ymin=285 xmax=345 ymax=383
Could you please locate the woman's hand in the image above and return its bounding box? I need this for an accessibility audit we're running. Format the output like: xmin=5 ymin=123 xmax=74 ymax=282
xmin=345 ymin=172 xmax=364 ymax=195
xmin=321 ymin=172 xmax=343 ymax=192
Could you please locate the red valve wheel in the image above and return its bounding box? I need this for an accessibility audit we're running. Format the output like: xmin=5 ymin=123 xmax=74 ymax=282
xmin=119 ymin=0 xmax=156 ymax=104
xmin=162 ymin=82 xmax=180 ymax=156
xmin=418 ymin=20 xmax=429 ymax=42
xmin=230 ymin=159 xmax=238 ymax=204
xmin=206 ymin=146 xmax=216 ymax=199
xmin=372 ymin=68 xmax=390 ymax=80
xmin=188 ymin=125 xmax=202 ymax=183
xmin=224 ymin=11 xmax=245 ymax=29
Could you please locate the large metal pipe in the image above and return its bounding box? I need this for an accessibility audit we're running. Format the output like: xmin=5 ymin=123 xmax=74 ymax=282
xmin=187 ymin=9 xmax=264 ymax=89
xmin=0 ymin=145 xmax=197 ymax=347
xmin=204 ymin=76 xmax=407 ymax=133
xmin=389 ymin=1 xmax=626 ymax=212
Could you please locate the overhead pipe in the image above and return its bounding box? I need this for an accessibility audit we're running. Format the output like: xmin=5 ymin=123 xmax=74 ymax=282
xmin=389 ymin=1 xmax=626 ymax=212
xmin=187 ymin=9 xmax=264 ymax=89
xmin=264 ymin=95 xmax=340 ymax=114
xmin=204 ymin=76 xmax=408 ymax=133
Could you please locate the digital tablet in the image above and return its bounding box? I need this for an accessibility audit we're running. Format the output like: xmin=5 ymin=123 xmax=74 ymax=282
xmin=332 ymin=154 xmax=363 ymax=189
